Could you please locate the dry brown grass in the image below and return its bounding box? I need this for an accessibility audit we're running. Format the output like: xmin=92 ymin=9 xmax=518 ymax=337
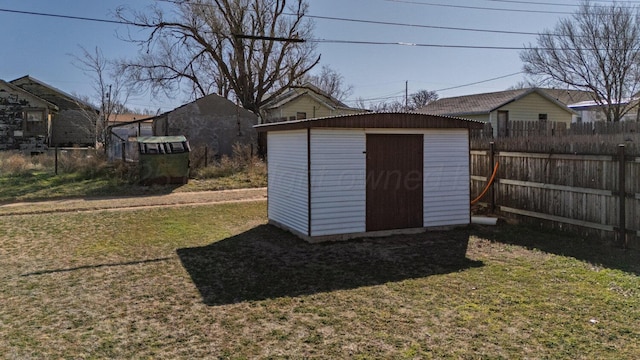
xmin=192 ymin=143 xmax=266 ymax=182
xmin=1 ymin=202 xmax=639 ymax=358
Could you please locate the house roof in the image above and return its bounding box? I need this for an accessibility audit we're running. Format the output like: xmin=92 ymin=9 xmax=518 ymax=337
xmin=0 ymin=79 xmax=59 ymax=110
xmin=255 ymin=112 xmax=484 ymax=132
xmin=540 ymin=88 xmax=594 ymax=105
xmin=107 ymin=113 xmax=155 ymax=123
xmin=10 ymin=75 xmax=98 ymax=112
xmin=262 ymin=82 xmax=361 ymax=112
xmin=418 ymin=88 xmax=584 ymax=116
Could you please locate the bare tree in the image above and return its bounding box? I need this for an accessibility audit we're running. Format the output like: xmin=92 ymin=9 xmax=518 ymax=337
xmin=521 ymin=1 xmax=640 ymax=122
xmin=367 ymin=89 xmax=438 ymax=112
xmin=507 ymin=79 xmax=543 ymax=90
xmin=409 ymin=89 xmax=438 ymax=109
xmin=71 ymin=46 xmax=131 ymax=149
xmin=302 ymin=65 xmax=353 ymax=101
xmin=116 ymin=0 xmax=320 ymax=115
xmin=369 ymin=100 xmax=405 ymax=112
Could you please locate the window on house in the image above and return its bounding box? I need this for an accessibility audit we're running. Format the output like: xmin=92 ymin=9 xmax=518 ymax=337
xmin=25 ymin=111 xmax=45 ymax=133
xmin=296 ymin=112 xmax=307 ymax=120
xmin=538 ymin=113 xmax=548 ymax=122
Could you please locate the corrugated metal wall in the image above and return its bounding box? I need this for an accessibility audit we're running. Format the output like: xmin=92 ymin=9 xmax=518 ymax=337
xmin=310 ymin=129 xmax=366 ymax=236
xmin=423 ymin=129 xmax=470 ymax=227
xmin=267 ymin=130 xmax=309 ymax=235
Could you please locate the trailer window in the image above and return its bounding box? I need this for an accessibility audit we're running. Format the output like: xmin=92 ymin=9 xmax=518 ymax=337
xmin=169 ymin=142 xmax=186 ymax=153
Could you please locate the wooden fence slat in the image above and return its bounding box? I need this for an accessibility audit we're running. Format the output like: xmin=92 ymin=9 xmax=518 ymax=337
xmin=499 ymin=206 xmax=616 ymax=232
xmin=497 ymin=151 xmax=614 ymax=161
xmin=498 ymin=178 xmax=613 ymax=196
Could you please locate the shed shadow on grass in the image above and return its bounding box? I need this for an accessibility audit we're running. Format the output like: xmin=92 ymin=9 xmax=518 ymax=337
xmin=471 ymin=224 xmax=640 ymax=276
xmin=177 ymin=225 xmax=483 ymax=306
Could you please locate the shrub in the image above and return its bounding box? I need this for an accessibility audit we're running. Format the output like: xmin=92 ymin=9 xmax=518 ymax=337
xmin=0 ymin=152 xmax=39 ymax=175
xmin=0 ymin=149 xmax=116 ymax=179
xmin=193 ymin=143 xmax=265 ymax=180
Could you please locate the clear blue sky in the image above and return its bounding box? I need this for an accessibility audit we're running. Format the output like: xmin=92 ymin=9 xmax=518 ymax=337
xmin=0 ymin=0 xmax=613 ymax=111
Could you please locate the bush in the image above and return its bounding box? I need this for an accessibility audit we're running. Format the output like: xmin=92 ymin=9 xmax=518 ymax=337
xmin=0 ymin=152 xmax=40 ymax=175
xmin=193 ymin=143 xmax=265 ymax=180
xmin=0 ymin=149 xmax=123 ymax=179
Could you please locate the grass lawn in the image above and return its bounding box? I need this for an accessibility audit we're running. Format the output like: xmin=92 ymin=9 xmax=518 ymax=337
xmin=0 ymin=170 xmax=266 ymax=203
xmin=1 ymin=201 xmax=639 ymax=358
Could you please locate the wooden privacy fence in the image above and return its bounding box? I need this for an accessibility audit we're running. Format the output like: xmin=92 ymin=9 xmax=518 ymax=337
xmin=471 ymin=142 xmax=640 ymax=249
xmin=471 ymin=120 xmax=640 ymax=139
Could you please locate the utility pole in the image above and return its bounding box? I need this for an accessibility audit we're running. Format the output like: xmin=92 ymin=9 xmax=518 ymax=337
xmin=405 ymin=80 xmax=409 ymax=111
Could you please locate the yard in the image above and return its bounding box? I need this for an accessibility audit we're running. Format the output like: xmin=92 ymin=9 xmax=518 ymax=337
xmin=1 ymin=201 xmax=639 ymax=358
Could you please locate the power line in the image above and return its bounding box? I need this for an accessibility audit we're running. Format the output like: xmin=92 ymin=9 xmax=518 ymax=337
xmin=434 ymin=71 xmax=524 ymax=91
xmin=300 ymin=14 xmax=544 ymax=36
xmin=386 ymin=0 xmax=640 ymax=13
xmin=481 ymin=0 xmax=640 ymax=5
xmin=479 ymin=0 xmax=578 ymax=6
xmin=2 ymin=6 xmax=547 ymax=38
xmin=342 ymin=71 xmax=524 ymax=104
xmin=385 ymin=0 xmax=573 ymax=14
xmin=0 ymin=7 xmax=629 ymax=51
xmin=310 ymin=39 xmax=599 ymax=51
xmin=0 ymin=8 xmax=138 ymax=26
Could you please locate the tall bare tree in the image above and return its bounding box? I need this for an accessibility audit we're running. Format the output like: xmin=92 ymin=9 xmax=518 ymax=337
xmin=520 ymin=1 xmax=640 ymax=122
xmin=71 ymin=46 xmax=131 ymax=149
xmin=116 ymin=0 xmax=320 ymax=115
xmin=302 ymin=65 xmax=353 ymax=101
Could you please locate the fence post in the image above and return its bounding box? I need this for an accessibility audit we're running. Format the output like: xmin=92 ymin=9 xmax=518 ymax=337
xmin=489 ymin=141 xmax=496 ymax=212
xmin=54 ymin=146 xmax=58 ymax=175
xmin=121 ymin=142 xmax=126 ymax=162
xmin=204 ymin=146 xmax=208 ymax=167
xmin=618 ymin=144 xmax=627 ymax=248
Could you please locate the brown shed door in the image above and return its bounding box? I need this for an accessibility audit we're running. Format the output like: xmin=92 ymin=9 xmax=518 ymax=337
xmin=366 ymin=134 xmax=424 ymax=232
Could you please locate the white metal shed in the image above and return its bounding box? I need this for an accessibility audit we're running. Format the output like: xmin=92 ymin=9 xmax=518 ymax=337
xmin=255 ymin=112 xmax=484 ymax=242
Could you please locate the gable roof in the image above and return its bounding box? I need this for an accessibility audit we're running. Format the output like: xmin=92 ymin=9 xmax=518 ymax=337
xmin=419 ymin=88 xmax=581 ymax=116
xmin=10 ymin=75 xmax=98 ymax=112
xmin=262 ymin=82 xmax=358 ymax=112
xmin=539 ymin=88 xmax=594 ymax=106
xmin=0 ymin=79 xmax=59 ymax=110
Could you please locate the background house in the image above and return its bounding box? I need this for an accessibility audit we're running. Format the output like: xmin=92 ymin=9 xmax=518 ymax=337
xmin=255 ymin=112 xmax=483 ymax=243
xmin=261 ymin=82 xmax=367 ymax=123
xmin=419 ymin=88 xmax=578 ymax=137
xmin=11 ymin=75 xmax=98 ymax=147
xmin=0 ymin=80 xmax=57 ymax=151
xmin=568 ymin=99 xmax=640 ymax=123
xmin=152 ymin=93 xmax=259 ymax=160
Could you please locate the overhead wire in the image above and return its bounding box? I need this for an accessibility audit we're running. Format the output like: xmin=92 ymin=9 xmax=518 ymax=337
xmin=0 ymin=8 xmax=140 ymax=26
xmin=478 ymin=0 xmax=640 ymax=7
xmin=384 ymin=0 xmax=574 ymax=14
xmin=0 ymin=3 xmax=619 ymax=105
xmin=433 ymin=71 xmax=524 ymax=91
xmin=385 ymin=0 xmax=640 ymax=13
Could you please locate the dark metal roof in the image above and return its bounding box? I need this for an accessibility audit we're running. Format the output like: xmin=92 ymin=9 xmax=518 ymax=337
xmin=255 ymin=112 xmax=484 ymax=132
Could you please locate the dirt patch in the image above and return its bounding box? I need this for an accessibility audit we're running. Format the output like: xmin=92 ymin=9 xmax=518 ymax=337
xmin=0 ymin=187 xmax=267 ymax=216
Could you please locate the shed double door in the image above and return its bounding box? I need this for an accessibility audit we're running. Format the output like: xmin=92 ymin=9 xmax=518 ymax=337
xmin=366 ymin=134 xmax=424 ymax=232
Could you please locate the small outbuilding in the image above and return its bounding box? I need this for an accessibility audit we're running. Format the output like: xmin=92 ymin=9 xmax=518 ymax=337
xmin=137 ymin=136 xmax=191 ymax=185
xmin=255 ymin=112 xmax=484 ymax=242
